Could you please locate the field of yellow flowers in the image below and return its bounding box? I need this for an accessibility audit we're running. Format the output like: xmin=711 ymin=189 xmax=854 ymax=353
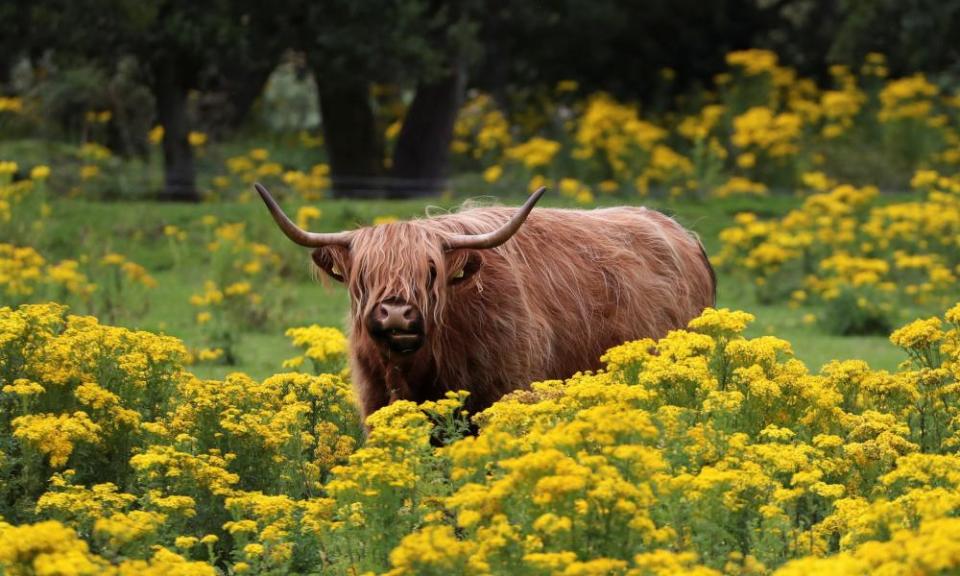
xmin=3 ymin=302 xmax=960 ymax=575
xmin=717 ymin=171 xmax=960 ymax=335
xmin=3 ymin=47 xmax=960 ymax=574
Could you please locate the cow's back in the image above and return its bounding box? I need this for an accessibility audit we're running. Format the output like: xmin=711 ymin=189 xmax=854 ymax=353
xmin=428 ymin=205 xmax=715 ymax=383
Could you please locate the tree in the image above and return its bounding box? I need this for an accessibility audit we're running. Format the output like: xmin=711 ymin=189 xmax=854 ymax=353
xmin=829 ymin=0 xmax=960 ymax=76
xmin=389 ymin=65 xmax=468 ymax=197
xmin=389 ymin=8 xmax=479 ymax=198
xmin=472 ymin=0 xmax=801 ymax=104
xmin=284 ymin=0 xmax=479 ymax=198
xmin=0 ymin=1 xmax=34 ymax=89
xmin=38 ymin=0 xmax=287 ymax=201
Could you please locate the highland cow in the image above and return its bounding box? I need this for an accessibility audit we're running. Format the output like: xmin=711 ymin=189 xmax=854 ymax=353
xmin=257 ymin=184 xmax=715 ymax=421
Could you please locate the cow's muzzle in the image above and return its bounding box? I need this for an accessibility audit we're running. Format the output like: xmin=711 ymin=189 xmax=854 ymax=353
xmin=367 ymin=300 xmax=424 ymax=354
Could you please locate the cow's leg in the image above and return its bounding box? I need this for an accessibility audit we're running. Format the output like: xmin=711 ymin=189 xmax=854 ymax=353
xmin=350 ymin=358 xmax=390 ymax=428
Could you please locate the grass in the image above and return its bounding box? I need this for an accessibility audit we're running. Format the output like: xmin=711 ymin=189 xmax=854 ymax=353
xmin=30 ymin=190 xmax=914 ymax=381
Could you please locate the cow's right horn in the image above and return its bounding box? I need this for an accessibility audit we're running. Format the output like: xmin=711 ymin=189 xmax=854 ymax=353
xmin=444 ymin=187 xmax=546 ymax=250
xmin=255 ymin=183 xmax=353 ymax=247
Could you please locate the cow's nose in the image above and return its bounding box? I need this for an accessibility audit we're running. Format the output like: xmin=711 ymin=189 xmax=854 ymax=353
xmin=368 ymin=300 xmax=424 ymax=354
xmin=372 ymin=301 xmax=419 ymax=330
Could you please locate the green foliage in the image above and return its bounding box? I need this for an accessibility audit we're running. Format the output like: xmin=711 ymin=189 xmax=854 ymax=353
xmin=819 ymin=287 xmax=894 ymax=336
xmin=830 ymin=0 xmax=960 ymax=75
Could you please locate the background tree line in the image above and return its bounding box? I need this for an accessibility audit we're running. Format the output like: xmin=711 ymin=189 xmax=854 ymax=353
xmin=3 ymin=0 xmax=960 ymax=201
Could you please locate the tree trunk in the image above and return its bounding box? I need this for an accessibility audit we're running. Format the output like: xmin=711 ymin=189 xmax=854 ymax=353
xmin=0 ymin=56 xmax=11 ymax=91
xmin=317 ymin=79 xmax=384 ymax=198
xmin=389 ymin=66 xmax=466 ymax=198
xmin=223 ymin=61 xmax=276 ymax=131
xmin=154 ymin=59 xmax=198 ymax=202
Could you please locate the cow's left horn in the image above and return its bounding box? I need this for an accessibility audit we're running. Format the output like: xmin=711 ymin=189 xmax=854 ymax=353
xmin=255 ymin=183 xmax=353 ymax=247
xmin=444 ymin=187 xmax=546 ymax=250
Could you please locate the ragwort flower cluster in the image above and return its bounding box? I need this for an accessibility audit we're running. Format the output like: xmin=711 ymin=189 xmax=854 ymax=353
xmin=5 ymin=301 xmax=960 ymax=575
xmin=718 ymin=172 xmax=960 ymax=333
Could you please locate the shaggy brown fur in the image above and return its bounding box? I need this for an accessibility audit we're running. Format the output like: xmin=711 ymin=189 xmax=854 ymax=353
xmin=308 ymin=204 xmax=716 ymax=421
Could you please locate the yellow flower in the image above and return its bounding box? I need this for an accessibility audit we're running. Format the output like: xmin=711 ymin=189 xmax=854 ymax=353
xmin=911 ymin=169 xmax=940 ymax=190
xmin=174 ymin=536 xmax=198 ymax=549
xmin=505 ymin=137 xmax=562 ymax=169
xmin=528 ymin=175 xmax=550 ymax=194
xmin=12 ymin=411 xmax=101 ymax=467
xmin=30 ymin=165 xmax=51 ymax=181
xmin=0 ymin=96 xmax=24 ymax=113
xmin=2 ymin=378 xmax=45 ymax=396
xmin=688 ymin=307 xmax=755 ymax=338
xmin=736 ymin=152 xmax=757 ymax=169
xmin=890 ymin=317 xmax=943 ymax=350
xmin=713 ymin=176 xmax=768 ymax=198
xmin=373 ymin=215 xmax=398 ymax=226
xmin=285 ymin=325 xmax=348 ymax=368
xmin=385 ymin=120 xmax=402 ymax=140
xmin=93 ymin=510 xmax=166 ymax=551
xmin=599 ymin=180 xmax=619 ymax=194
xmin=0 ymin=521 xmax=108 ymax=574
xmin=148 ymin=125 xmax=164 ymax=144
xmin=296 ymin=206 xmax=322 ymax=229
xmin=243 ymin=543 xmax=264 ymax=558
xmin=386 ymin=525 xmax=477 ymax=575
xmin=224 ymin=281 xmax=252 ymax=297
xmin=483 ymin=165 xmax=503 ymax=183
xmin=726 ymin=49 xmax=779 ymax=75
xmin=79 ymin=165 xmax=100 ymax=181
xmin=188 ymin=131 xmax=208 ymax=147
xmin=532 ymin=513 xmax=572 ymax=535
xmin=196 ymin=348 xmax=223 ymax=362
xmin=801 ymin=171 xmax=833 ymax=191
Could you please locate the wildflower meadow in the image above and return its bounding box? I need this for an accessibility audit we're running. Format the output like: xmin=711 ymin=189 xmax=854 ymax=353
xmin=3 ymin=16 xmax=960 ymax=575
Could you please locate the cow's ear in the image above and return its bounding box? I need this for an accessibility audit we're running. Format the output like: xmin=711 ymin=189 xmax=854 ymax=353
xmin=449 ymin=251 xmax=482 ymax=285
xmin=311 ymin=246 xmax=348 ymax=283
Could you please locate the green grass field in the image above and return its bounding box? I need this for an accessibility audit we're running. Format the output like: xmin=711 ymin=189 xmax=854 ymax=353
xmin=35 ymin=190 xmax=915 ymax=381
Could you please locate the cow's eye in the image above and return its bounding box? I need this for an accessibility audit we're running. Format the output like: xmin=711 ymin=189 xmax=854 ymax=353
xmin=311 ymin=247 xmax=346 ymax=283
xmin=448 ymin=252 xmax=482 ymax=285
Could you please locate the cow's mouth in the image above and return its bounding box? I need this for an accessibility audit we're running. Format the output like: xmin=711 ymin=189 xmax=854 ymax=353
xmin=381 ymin=328 xmax=424 ymax=354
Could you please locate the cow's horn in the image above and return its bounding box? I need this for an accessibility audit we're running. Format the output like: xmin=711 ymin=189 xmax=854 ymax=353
xmin=255 ymin=183 xmax=353 ymax=247
xmin=444 ymin=187 xmax=546 ymax=250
